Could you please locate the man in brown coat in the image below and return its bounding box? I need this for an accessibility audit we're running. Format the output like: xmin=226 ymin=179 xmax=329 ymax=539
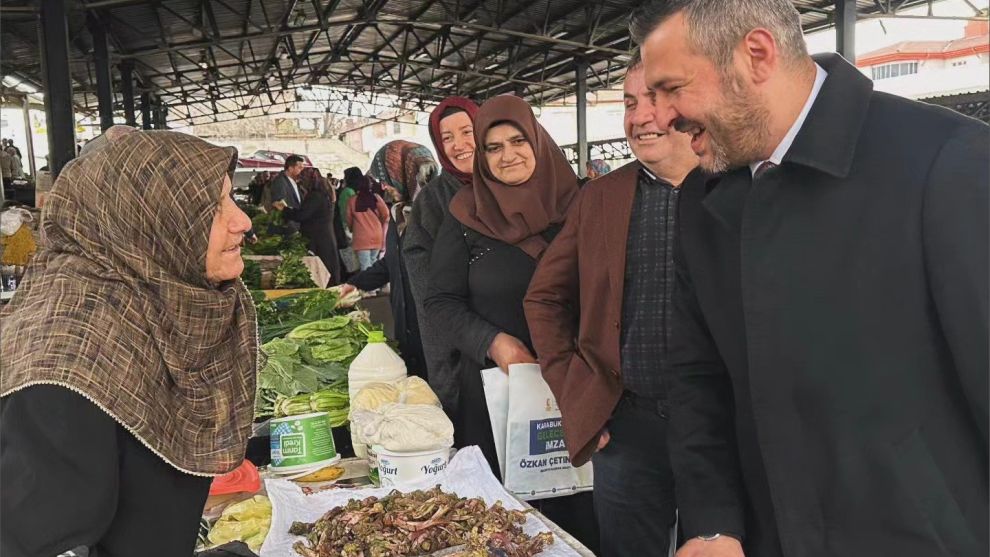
xmin=524 ymin=53 xmax=699 ymax=557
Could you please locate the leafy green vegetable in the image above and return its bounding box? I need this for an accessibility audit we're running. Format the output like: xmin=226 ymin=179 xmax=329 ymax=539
xmin=280 ymin=233 xmax=310 ymax=258
xmin=250 ymin=210 xmax=284 ymax=230
xmin=288 ymin=289 xmax=340 ymax=322
xmin=288 ymin=316 xmax=350 ymax=339
xmin=257 ymin=354 xmax=318 ymax=399
xmin=310 ymin=361 xmax=348 ymax=386
xmin=251 ymin=292 xmax=387 ymax=419
xmin=241 ymin=235 xmax=282 ymax=256
xmin=273 ymin=386 xmax=350 ymax=419
xmin=261 ymin=337 xmax=301 ymax=357
xmin=251 ymin=291 xmax=279 ymax=327
xmin=310 ymin=338 xmax=359 ymax=363
xmin=275 ymin=254 xmax=317 ymax=289
xmin=242 ymin=259 xmax=263 ymax=290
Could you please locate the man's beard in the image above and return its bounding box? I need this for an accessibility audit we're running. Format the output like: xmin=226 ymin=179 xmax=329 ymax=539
xmin=678 ymin=70 xmax=772 ymax=174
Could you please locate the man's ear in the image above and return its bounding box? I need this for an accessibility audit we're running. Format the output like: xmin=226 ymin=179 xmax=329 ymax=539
xmin=739 ymin=28 xmax=779 ymax=84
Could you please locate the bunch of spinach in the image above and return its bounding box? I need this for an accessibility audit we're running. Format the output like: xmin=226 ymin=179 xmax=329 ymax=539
xmin=274 ymin=254 xmax=317 ymax=289
xmin=253 ymin=289 xmax=342 ymax=343
xmin=242 ymin=259 xmax=263 ymax=290
xmin=255 ymin=336 xmax=349 ymax=419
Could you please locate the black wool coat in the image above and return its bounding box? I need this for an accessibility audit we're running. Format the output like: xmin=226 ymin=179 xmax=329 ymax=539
xmin=670 ymin=52 xmax=988 ymax=557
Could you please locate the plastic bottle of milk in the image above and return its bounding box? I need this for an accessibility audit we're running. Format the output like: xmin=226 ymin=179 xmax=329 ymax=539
xmin=348 ymin=330 xmax=406 ymax=458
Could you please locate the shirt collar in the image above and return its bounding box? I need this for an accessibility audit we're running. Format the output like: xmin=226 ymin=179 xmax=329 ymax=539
xmin=639 ymin=164 xmax=659 ymax=182
xmin=637 ymin=164 xmax=676 ymax=187
xmin=749 ymin=63 xmax=827 ymax=177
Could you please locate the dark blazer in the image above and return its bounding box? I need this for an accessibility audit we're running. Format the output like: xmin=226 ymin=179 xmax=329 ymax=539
xmin=524 ymin=162 xmax=647 ymax=466
xmin=270 ymin=172 xmax=301 ymax=234
xmin=270 ymin=172 xmax=301 ymax=208
xmin=671 ymin=52 xmax=988 ymax=557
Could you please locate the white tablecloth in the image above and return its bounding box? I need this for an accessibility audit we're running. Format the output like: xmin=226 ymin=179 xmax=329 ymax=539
xmin=260 ymin=446 xmax=587 ymax=557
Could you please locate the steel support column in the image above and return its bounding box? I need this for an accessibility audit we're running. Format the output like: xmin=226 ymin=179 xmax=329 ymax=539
xmin=87 ymin=13 xmax=115 ymax=131
xmin=22 ymin=96 xmax=36 ymax=177
xmin=156 ymin=104 xmax=167 ymax=129
xmin=141 ymin=92 xmax=152 ymax=129
xmin=39 ymin=0 xmax=76 ymax=176
xmin=575 ymin=59 xmax=589 ymax=177
xmin=120 ymin=60 xmax=137 ymax=126
xmin=836 ymin=0 xmax=856 ymax=62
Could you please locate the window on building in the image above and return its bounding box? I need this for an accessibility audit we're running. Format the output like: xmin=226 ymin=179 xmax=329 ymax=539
xmin=393 ymin=121 xmax=402 ymax=133
xmin=871 ymin=62 xmax=919 ymax=80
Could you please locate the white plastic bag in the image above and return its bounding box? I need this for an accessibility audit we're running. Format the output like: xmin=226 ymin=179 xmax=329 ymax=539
xmin=480 ymin=367 xmax=510 ymax=478
xmin=482 ymin=363 xmax=594 ymax=501
xmin=0 ymin=208 xmax=32 ymax=236
xmin=351 ymin=402 xmax=453 ymax=452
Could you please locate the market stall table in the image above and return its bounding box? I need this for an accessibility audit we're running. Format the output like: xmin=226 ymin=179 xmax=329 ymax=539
xmin=199 ymin=448 xmax=595 ymax=557
xmin=242 ymin=255 xmax=330 ymax=290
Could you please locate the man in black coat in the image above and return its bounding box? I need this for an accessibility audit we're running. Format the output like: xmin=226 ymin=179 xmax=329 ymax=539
xmin=631 ymin=1 xmax=988 ymax=557
xmin=270 ymin=155 xmax=306 ymax=234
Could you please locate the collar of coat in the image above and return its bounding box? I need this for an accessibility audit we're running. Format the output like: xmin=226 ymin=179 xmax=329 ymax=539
xmin=699 ymin=53 xmax=873 ymax=231
xmin=708 ymin=52 xmax=872 ymax=190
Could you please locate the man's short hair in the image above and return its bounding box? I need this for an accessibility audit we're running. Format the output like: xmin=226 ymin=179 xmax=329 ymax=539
xmin=629 ymin=0 xmax=807 ymax=71
xmin=284 ymin=154 xmax=305 ymax=170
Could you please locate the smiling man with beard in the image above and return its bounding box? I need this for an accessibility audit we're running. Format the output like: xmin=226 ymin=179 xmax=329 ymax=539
xmin=524 ymin=52 xmax=699 ymax=557
xmin=630 ymin=1 xmax=989 ymax=557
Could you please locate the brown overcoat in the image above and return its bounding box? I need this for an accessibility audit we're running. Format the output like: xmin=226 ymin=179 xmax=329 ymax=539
xmin=523 ymin=161 xmax=639 ymax=467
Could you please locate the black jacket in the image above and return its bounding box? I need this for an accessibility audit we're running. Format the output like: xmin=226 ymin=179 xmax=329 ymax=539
xmin=270 ymin=172 xmax=301 ymax=234
xmin=671 ymin=52 xmax=988 ymax=557
xmin=282 ymin=188 xmax=341 ymax=286
xmin=348 ymin=219 xmax=425 ymax=377
xmin=403 ymin=172 xmax=465 ymax=413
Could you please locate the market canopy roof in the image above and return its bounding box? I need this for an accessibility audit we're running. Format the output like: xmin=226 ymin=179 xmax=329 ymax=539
xmin=1 ymin=0 xmax=935 ymax=125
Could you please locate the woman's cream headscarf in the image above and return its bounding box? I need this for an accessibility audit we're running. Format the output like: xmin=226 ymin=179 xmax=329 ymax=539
xmin=1 ymin=127 xmax=259 ymax=476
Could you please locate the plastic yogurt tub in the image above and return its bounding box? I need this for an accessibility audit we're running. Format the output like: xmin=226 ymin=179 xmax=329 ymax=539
xmin=270 ymin=412 xmax=340 ymax=474
xmin=371 ymin=445 xmax=451 ymax=487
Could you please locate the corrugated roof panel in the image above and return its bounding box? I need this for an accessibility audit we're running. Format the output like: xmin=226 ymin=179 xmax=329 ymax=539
xmin=0 ymin=0 xmax=948 ymax=122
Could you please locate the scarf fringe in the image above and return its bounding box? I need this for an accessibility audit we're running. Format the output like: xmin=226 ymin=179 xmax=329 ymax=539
xmin=1 ymin=380 xmax=221 ymax=478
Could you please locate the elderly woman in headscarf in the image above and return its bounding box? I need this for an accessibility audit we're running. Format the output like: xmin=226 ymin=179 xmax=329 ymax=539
xmin=403 ymin=96 xmax=479 ymax=415
xmin=368 ymin=139 xmax=440 ymax=202
xmin=0 ymin=127 xmax=258 ymax=557
xmin=274 ymin=166 xmax=342 ymax=285
xmin=424 ymin=95 xmax=599 ymax=551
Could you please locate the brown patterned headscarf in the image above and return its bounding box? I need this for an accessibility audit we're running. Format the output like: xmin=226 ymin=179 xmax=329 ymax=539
xmin=369 ymin=140 xmax=439 ymax=200
xmin=450 ymin=94 xmax=579 ymax=259
xmin=0 ymin=127 xmax=259 ymax=476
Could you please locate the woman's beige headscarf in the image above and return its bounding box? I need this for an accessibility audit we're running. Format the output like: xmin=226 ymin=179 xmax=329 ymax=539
xmin=1 ymin=127 xmax=259 ymax=476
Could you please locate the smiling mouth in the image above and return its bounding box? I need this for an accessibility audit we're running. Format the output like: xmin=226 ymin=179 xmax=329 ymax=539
xmin=454 ymin=152 xmax=472 ymax=161
xmin=674 ymin=119 xmax=704 ymax=138
xmin=635 ymin=131 xmax=664 ymax=142
xmin=674 ymin=119 xmax=706 ymax=152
